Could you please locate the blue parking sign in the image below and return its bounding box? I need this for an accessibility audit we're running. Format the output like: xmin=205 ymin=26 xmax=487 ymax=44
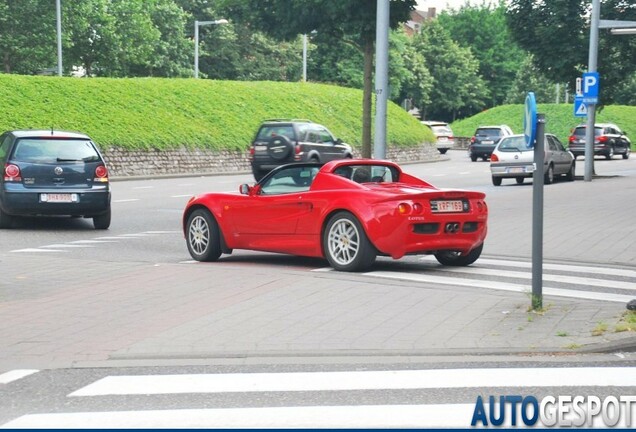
xmin=582 ymin=72 xmax=600 ymax=98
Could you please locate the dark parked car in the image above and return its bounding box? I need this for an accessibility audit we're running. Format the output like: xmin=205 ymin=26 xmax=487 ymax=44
xmin=0 ymin=130 xmax=111 ymax=229
xmin=249 ymin=119 xmax=353 ymax=181
xmin=567 ymin=123 xmax=631 ymax=160
xmin=468 ymin=125 xmax=514 ymax=161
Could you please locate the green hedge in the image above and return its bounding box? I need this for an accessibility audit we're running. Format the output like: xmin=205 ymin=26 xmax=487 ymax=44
xmin=0 ymin=75 xmax=433 ymax=151
xmin=451 ymin=104 xmax=636 ymax=145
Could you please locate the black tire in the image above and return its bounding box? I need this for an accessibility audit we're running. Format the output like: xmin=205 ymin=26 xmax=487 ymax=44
xmin=186 ymin=209 xmax=222 ymax=262
xmin=323 ymin=211 xmax=376 ymax=272
xmin=544 ymin=164 xmax=554 ymax=185
xmin=623 ymin=148 xmax=630 ymax=160
xmin=93 ymin=207 xmax=111 ymax=230
xmin=434 ymin=243 xmax=483 ymax=266
xmin=565 ymin=161 xmax=576 ymax=181
xmin=515 ymin=177 xmax=524 ymax=185
xmin=267 ymin=135 xmax=293 ymax=161
xmin=0 ymin=207 xmax=13 ymax=229
xmin=605 ymin=146 xmax=614 ymax=160
xmin=438 ymin=149 xmax=448 ymax=155
xmin=470 ymin=155 xmax=478 ymax=162
xmin=492 ymin=176 xmax=502 ymax=186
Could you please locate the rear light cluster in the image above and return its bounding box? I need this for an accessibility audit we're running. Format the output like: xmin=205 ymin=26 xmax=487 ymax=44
xmin=476 ymin=201 xmax=487 ymax=212
xmin=490 ymin=154 xmax=499 ymax=162
xmin=4 ymin=164 xmax=21 ymax=182
xmin=94 ymin=165 xmax=109 ymax=182
xmin=397 ymin=202 xmax=424 ymax=215
xmin=294 ymin=143 xmax=302 ymax=161
xmin=248 ymin=147 xmax=255 ymax=161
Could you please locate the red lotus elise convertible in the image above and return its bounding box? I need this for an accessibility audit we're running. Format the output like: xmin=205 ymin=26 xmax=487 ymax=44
xmin=183 ymin=159 xmax=488 ymax=272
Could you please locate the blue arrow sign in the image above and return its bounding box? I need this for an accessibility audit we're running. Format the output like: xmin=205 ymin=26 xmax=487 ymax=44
xmin=524 ymin=92 xmax=537 ymax=148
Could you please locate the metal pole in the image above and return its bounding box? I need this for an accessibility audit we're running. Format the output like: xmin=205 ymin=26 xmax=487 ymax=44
xmin=302 ymin=34 xmax=307 ymax=82
xmin=555 ymin=83 xmax=560 ymax=104
xmin=194 ymin=21 xmax=199 ymax=78
xmin=56 ymin=0 xmax=62 ymax=76
xmin=374 ymin=0 xmax=389 ymax=159
xmin=532 ymin=113 xmax=546 ymax=310
xmin=584 ymin=0 xmax=600 ymax=182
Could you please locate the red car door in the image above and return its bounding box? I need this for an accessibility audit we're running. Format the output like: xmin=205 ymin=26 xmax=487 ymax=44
xmin=228 ymin=193 xmax=313 ymax=235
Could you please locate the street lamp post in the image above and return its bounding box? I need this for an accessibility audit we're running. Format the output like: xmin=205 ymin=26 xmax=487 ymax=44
xmin=56 ymin=0 xmax=62 ymax=76
xmin=194 ymin=19 xmax=228 ymax=79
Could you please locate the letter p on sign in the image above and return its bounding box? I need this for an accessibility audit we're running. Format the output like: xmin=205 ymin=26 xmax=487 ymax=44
xmin=582 ymin=72 xmax=600 ymax=98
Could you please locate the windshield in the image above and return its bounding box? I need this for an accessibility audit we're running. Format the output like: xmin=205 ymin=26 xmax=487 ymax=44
xmin=333 ymin=164 xmax=399 ymax=183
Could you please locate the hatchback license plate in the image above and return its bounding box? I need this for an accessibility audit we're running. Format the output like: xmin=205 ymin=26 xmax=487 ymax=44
xmin=432 ymin=200 xmax=464 ymax=213
xmin=507 ymin=167 xmax=525 ymax=173
xmin=41 ymin=193 xmax=73 ymax=203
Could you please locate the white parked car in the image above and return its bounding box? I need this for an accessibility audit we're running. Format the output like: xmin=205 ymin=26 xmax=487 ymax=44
xmin=421 ymin=121 xmax=455 ymax=154
xmin=490 ymin=134 xmax=575 ymax=186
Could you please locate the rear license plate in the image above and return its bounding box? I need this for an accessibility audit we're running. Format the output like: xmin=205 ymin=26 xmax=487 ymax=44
xmin=438 ymin=137 xmax=448 ymax=142
xmin=41 ymin=193 xmax=74 ymax=203
xmin=431 ymin=200 xmax=464 ymax=213
xmin=482 ymin=140 xmax=494 ymax=144
xmin=254 ymin=145 xmax=267 ymax=152
xmin=507 ymin=167 xmax=525 ymax=173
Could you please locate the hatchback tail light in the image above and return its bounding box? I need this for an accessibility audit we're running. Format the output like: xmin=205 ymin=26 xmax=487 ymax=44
xmin=248 ymin=147 xmax=255 ymax=161
xmin=490 ymin=153 xmax=499 ymax=162
xmin=597 ymin=135 xmax=608 ymax=143
xmin=4 ymin=163 xmax=21 ymax=182
xmin=568 ymin=136 xmax=575 ymax=143
xmin=470 ymin=136 xmax=476 ymax=143
xmin=94 ymin=165 xmax=109 ymax=183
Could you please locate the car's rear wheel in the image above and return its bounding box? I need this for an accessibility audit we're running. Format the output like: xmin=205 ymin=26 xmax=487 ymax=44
xmin=0 ymin=208 xmax=13 ymax=229
xmin=186 ymin=209 xmax=222 ymax=262
xmin=93 ymin=207 xmax=111 ymax=230
xmin=323 ymin=211 xmax=376 ymax=272
xmin=492 ymin=176 xmax=502 ymax=186
xmin=470 ymin=155 xmax=477 ymax=162
xmin=544 ymin=164 xmax=554 ymax=184
xmin=434 ymin=243 xmax=483 ymax=267
xmin=565 ymin=161 xmax=576 ymax=181
xmin=606 ymin=146 xmax=614 ymax=160
xmin=516 ymin=177 xmax=524 ymax=184
xmin=438 ymin=149 xmax=448 ymax=155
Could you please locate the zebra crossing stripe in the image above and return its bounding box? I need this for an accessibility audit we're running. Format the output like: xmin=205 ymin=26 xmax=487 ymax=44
xmin=68 ymin=367 xmax=636 ymax=397
xmin=0 ymin=369 xmax=39 ymax=384
xmin=365 ymin=270 xmax=634 ymax=303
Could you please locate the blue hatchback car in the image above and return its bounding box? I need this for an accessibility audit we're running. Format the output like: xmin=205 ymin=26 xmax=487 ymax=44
xmin=0 ymin=130 xmax=111 ymax=229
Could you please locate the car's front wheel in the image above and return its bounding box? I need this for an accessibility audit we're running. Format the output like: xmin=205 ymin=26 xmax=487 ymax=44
xmin=544 ymin=164 xmax=554 ymax=184
xmin=623 ymin=148 xmax=630 ymax=160
xmin=434 ymin=243 xmax=483 ymax=267
xmin=93 ymin=207 xmax=111 ymax=230
xmin=323 ymin=211 xmax=376 ymax=272
xmin=186 ymin=209 xmax=222 ymax=262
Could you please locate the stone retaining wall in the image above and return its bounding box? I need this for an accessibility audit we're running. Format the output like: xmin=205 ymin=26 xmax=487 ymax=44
xmin=101 ymin=144 xmax=441 ymax=178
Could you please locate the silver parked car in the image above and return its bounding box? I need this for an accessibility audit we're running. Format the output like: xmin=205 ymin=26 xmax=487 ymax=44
xmin=421 ymin=121 xmax=455 ymax=154
xmin=490 ymin=134 xmax=575 ymax=186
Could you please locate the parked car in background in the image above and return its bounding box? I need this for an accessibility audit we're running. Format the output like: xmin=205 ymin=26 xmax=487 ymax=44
xmin=567 ymin=123 xmax=631 ymax=160
xmin=490 ymin=134 xmax=575 ymax=186
xmin=249 ymin=119 xmax=353 ymax=181
xmin=183 ymin=159 xmax=488 ymax=271
xmin=468 ymin=125 xmax=514 ymax=161
xmin=0 ymin=130 xmax=111 ymax=229
xmin=421 ymin=121 xmax=455 ymax=154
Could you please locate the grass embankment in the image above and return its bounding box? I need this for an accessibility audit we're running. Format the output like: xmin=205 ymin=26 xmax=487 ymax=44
xmin=451 ymin=104 xmax=636 ymax=144
xmin=0 ymin=74 xmax=433 ymax=151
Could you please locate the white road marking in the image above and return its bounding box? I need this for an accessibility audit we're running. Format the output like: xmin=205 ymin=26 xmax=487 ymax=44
xmin=69 ymin=367 xmax=636 ymax=397
xmin=113 ymin=199 xmax=140 ymax=203
xmin=434 ymin=266 xmax=636 ymax=291
xmin=10 ymin=248 xmax=65 ymax=253
xmin=69 ymin=240 xmax=117 ymax=244
xmin=132 ymin=186 xmax=153 ymax=190
xmin=366 ymin=270 xmax=634 ymax=303
xmin=0 ymin=369 xmax=39 ymax=384
xmin=144 ymin=231 xmax=180 ymax=234
xmin=171 ymin=194 xmax=193 ymax=198
xmin=41 ymin=244 xmax=94 ymax=249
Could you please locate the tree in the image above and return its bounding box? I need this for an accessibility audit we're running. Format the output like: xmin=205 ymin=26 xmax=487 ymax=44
xmin=506 ymin=0 xmax=636 ymax=104
xmin=438 ymin=1 xmax=526 ymax=107
xmin=504 ymin=55 xmax=560 ymax=104
xmin=0 ymin=0 xmax=56 ymax=74
xmin=219 ymin=0 xmax=416 ymax=157
xmin=416 ymin=20 xmax=488 ymax=121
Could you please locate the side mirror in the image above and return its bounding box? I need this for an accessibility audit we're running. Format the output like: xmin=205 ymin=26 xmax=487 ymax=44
xmin=239 ymin=184 xmax=251 ymax=195
xmin=335 ymin=138 xmax=343 ymax=145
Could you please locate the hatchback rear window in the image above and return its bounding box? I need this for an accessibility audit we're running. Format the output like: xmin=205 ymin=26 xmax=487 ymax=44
xmin=476 ymin=128 xmax=503 ymax=137
xmin=498 ymin=136 xmax=530 ymax=152
xmin=573 ymin=127 xmax=602 ymax=137
xmin=256 ymin=126 xmax=295 ymax=140
xmin=12 ymin=138 xmax=100 ymax=163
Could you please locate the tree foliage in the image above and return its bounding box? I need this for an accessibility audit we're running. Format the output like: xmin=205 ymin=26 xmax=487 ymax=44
xmin=438 ymin=1 xmax=526 ymax=107
xmin=506 ymin=0 xmax=636 ymax=104
xmin=504 ymin=55 xmax=560 ymax=104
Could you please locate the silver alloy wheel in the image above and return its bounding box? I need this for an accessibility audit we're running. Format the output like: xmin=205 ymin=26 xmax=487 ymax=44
xmin=327 ymin=218 xmax=360 ymax=266
xmin=188 ymin=215 xmax=210 ymax=255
